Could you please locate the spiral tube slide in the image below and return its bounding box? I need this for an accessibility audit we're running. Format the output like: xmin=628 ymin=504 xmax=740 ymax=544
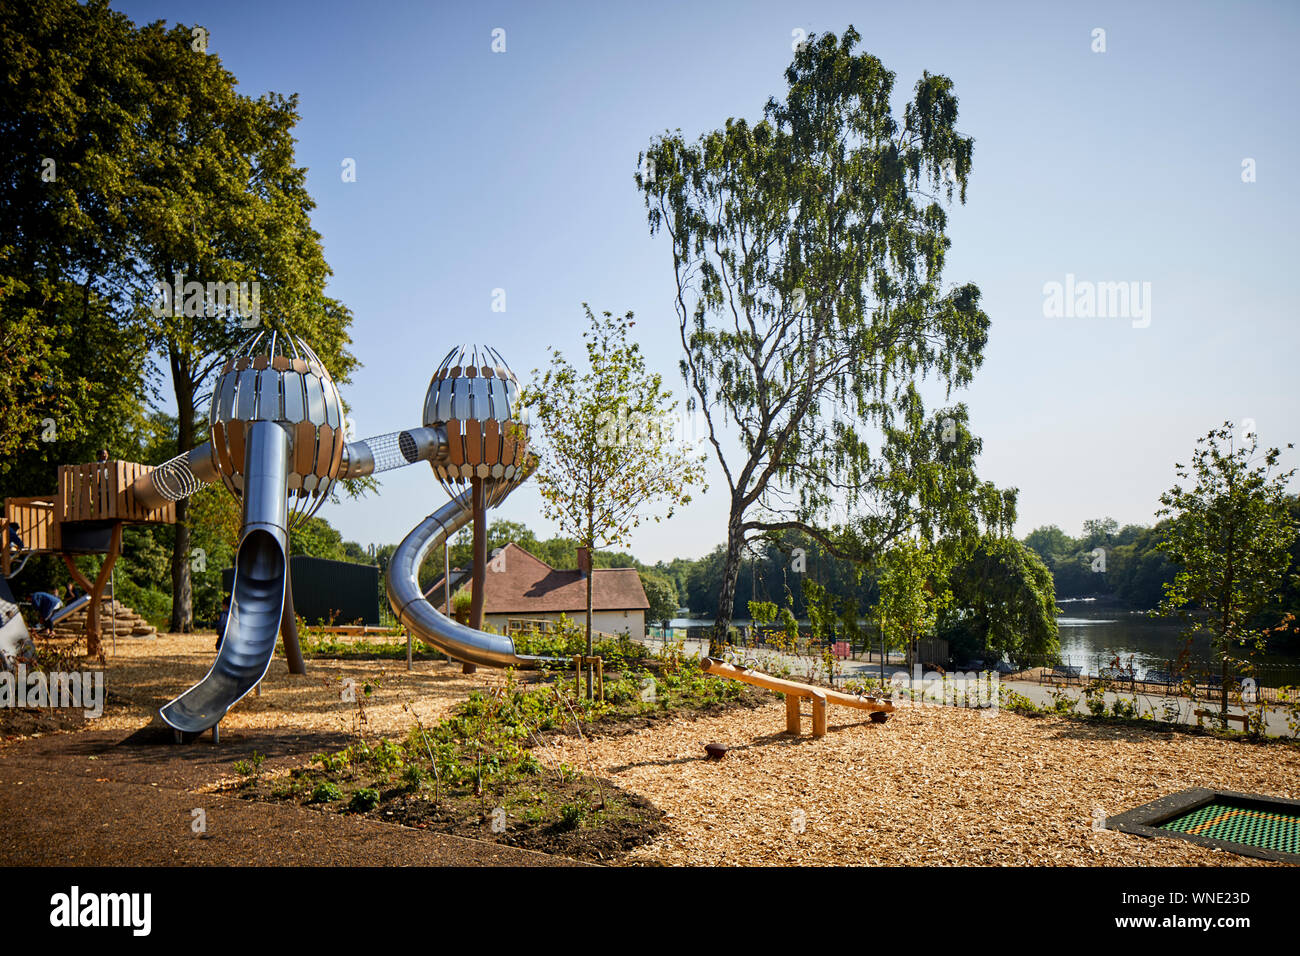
xmin=160 ymin=423 xmax=290 ymax=736
xmin=387 ymin=485 xmax=545 ymax=669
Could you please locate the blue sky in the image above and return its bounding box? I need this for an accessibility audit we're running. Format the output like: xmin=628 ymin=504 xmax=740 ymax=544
xmin=114 ymin=0 xmax=1300 ymax=563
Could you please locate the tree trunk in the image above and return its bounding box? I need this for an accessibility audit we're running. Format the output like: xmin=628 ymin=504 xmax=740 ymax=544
xmin=169 ymin=362 xmax=194 ymax=633
xmin=711 ymin=504 xmax=745 ymax=658
xmin=466 ymin=477 xmax=486 ymax=674
xmin=585 ymin=554 xmax=594 ymax=700
xmin=280 ymin=558 xmax=305 ymax=675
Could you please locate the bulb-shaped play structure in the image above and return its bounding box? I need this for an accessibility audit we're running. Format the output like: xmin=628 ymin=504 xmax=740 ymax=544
xmin=385 ymin=346 xmax=532 ymax=670
xmin=131 ymin=332 xmax=543 ymax=740
xmin=154 ymin=331 xmax=346 ymax=737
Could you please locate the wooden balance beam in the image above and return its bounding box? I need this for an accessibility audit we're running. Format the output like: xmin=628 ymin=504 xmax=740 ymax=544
xmin=701 ymin=657 xmax=894 ymax=737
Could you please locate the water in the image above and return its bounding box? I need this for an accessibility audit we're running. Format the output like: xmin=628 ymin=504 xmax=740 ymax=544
xmin=1054 ymin=600 xmax=1299 ymax=675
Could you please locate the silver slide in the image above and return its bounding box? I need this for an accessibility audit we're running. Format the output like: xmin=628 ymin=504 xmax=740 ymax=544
xmin=0 ymin=577 xmax=33 ymax=671
xmin=160 ymin=422 xmax=290 ymax=736
xmin=387 ymin=487 xmax=543 ymax=669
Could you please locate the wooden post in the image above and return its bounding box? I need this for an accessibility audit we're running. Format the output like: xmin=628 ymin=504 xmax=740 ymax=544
xmin=280 ymin=558 xmax=306 ymax=675
xmin=597 ymin=656 xmax=604 ymax=702
xmin=786 ymin=693 xmax=802 ymax=735
xmin=60 ymin=525 xmax=121 ymax=659
xmin=811 ymin=689 xmax=827 ymax=738
xmin=465 ymin=476 xmax=486 ymax=676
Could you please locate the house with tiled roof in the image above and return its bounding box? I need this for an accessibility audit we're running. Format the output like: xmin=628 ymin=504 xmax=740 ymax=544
xmin=457 ymin=542 xmax=650 ymax=640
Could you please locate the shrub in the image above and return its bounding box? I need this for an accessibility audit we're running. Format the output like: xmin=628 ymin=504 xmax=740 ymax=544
xmin=310 ymin=781 xmax=344 ymax=803
xmin=346 ymin=788 xmax=380 ymax=813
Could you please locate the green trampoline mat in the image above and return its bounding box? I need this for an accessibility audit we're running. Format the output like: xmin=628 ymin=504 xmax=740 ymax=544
xmin=1159 ymin=801 xmax=1300 ymax=855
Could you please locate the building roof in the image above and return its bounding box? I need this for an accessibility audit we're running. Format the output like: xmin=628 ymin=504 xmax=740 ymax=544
xmin=464 ymin=542 xmax=649 ymax=614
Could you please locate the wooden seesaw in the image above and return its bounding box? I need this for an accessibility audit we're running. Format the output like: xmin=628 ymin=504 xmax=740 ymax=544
xmin=701 ymin=657 xmax=895 ymax=737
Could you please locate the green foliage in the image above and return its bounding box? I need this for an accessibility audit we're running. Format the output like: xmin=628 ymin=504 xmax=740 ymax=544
xmin=346 ymin=788 xmax=380 ymax=813
xmin=636 ymin=26 xmax=1013 ymax=648
xmin=1156 ymin=423 xmax=1297 ymax=678
xmin=1083 ymin=681 xmax=1109 ymax=717
xmin=309 ymin=781 xmax=343 ymax=803
xmin=0 ymin=0 xmax=360 ymax=630
xmin=558 ymin=799 xmax=588 ymax=831
xmin=998 ymin=687 xmax=1043 ymax=717
xmin=233 ymin=751 xmax=264 ymax=779
xmin=940 ymin=536 xmax=1060 ymax=666
xmin=521 ymin=306 xmax=707 ymax=664
xmin=291 ymin=517 xmax=348 ymax=561
xmin=311 ymin=750 xmax=351 ymax=774
xmin=640 ymin=572 xmax=678 ymax=628
xmin=872 ymin=540 xmax=949 ymax=660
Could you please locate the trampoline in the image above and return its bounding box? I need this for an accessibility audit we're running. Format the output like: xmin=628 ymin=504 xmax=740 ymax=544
xmin=1106 ymin=788 xmax=1300 ymax=863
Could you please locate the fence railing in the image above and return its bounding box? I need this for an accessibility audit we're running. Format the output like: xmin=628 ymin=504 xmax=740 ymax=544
xmin=1010 ymin=654 xmax=1300 ymax=703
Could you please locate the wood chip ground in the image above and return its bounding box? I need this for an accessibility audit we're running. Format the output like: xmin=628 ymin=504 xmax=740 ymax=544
xmin=13 ymin=633 xmax=1300 ymax=866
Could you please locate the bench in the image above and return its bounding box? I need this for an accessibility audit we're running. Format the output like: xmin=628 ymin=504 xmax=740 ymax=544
xmin=1194 ymin=708 xmax=1250 ymax=730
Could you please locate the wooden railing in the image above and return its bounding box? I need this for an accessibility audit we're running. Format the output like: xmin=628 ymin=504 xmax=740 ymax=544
xmin=3 ymin=496 xmax=59 ymax=555
xmin=57 ymin=462 xmax=175 ymax=524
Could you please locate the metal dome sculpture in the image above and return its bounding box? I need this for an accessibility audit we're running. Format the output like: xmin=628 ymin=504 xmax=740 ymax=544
xmin=208 ymin=330 xmax=346 ymax=526
xmin=422 ymin=344 xmax=529 ymax=507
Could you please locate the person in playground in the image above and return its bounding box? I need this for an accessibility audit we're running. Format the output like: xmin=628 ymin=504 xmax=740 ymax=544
xmin=214 ymin=596 xmax=231 ymax=651
xmin=27 ymin=590 xmax=63 ymax=636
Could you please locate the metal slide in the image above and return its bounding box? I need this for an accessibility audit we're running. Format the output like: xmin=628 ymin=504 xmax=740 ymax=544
xmin=47 ymin=592 xmax=92 ymax=627
xmin=0 ymin=577 xmax=33 ymax=671
xmin=387 ymin=487 xmax=542 ymax=670
xmin=160 ymin=423 xmax=290 ymax=736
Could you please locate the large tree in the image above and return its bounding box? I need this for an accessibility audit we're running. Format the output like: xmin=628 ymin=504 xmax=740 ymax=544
xmin=522 ymin=306 xmax=706 ymax=696
xmin=637 ymin=27 xmax=1011 ymax=653
xmin=939 ymin=536 xmax=1059 ymax=667
xmin=1156 ymin=422 xmax=1297 ymax=714
xmin=2 ymin=1 xmax=358 ymax=631
xmin=127 ymin=19 xmax=357 ymax=631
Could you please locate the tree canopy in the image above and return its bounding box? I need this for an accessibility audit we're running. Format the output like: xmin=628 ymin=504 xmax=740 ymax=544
xmin=1156 ymin=422 xmax=1297 ymax=707
xmin=637 ymin=26 xmax=1013 ymax=651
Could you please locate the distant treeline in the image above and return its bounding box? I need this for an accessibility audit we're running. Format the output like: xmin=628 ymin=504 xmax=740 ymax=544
xmin=1023 ymin=502 xmax=1300 ymax=628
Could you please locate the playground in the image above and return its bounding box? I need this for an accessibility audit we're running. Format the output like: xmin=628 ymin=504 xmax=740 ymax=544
xmin=0 ymin=329 xmax=1296 ymax=867
xmin=2 ymin=628 xmax=1298 ymax=866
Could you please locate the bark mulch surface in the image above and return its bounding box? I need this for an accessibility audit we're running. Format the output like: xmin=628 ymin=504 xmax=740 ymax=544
xmin=547 ymin=699 xmax=1300 ymax=866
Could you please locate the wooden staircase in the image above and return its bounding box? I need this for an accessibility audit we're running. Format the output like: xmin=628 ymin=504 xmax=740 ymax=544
xmin=50 ymin=598 xmax=156 ymax=640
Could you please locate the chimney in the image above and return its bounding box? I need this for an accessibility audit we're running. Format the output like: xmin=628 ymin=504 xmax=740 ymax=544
xmin=576 ymin=546 xmax=591 ymax=576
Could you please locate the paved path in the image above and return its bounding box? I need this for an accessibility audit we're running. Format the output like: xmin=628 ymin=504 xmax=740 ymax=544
xmin=641 ymin=638 xmax=1297 ymax=737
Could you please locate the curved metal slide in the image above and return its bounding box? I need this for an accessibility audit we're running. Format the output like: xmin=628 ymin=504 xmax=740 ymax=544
xmin=160 ymin=423 xmax=290 ymax=737
xmin=387 ymin=487 xmax=541 ymax=670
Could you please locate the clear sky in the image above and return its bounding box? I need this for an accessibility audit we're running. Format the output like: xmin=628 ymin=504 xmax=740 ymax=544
xmin=113 ymin=0 xmax=1300 ymax=563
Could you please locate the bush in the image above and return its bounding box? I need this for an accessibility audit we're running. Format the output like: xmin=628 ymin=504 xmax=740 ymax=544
xmin=310 ymin=781 xmax=343 ymax=803
xmin=346 ymin=788 xmax=380 ymax=813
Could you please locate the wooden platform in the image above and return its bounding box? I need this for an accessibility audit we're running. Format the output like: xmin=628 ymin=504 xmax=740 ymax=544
xmin=3 ymin=460 xmax=176 ymax=655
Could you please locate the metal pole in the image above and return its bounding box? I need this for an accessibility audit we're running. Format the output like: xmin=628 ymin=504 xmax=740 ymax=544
xmin=444 ymin=537 xmax=451 ymax=615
